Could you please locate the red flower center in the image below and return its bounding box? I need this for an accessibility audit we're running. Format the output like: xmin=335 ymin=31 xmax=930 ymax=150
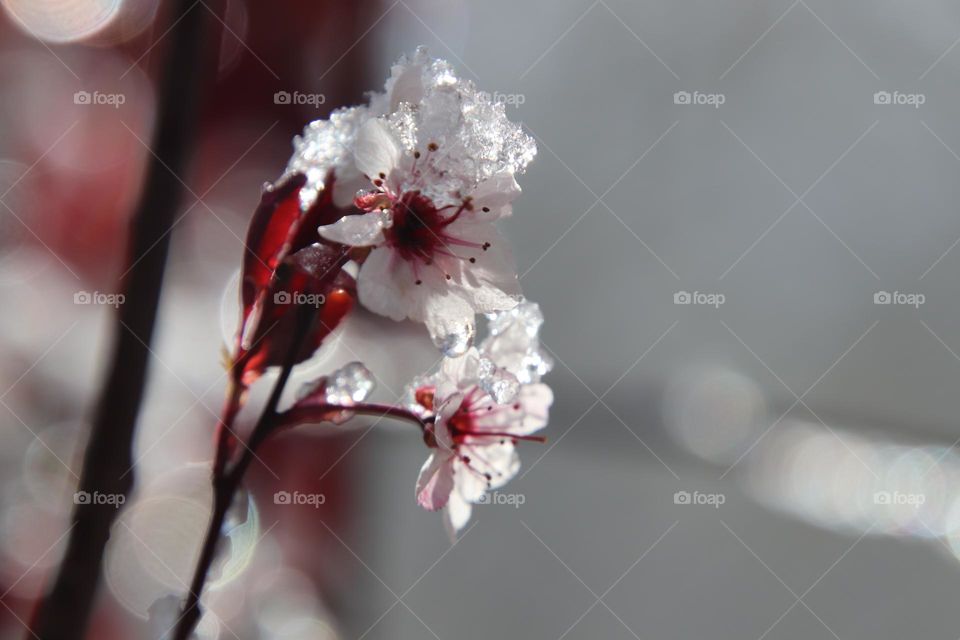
xmin=385 ymin=191 xmax=452 ymax=264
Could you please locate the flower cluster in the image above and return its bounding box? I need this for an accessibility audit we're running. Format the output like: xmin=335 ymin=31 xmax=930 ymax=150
xmin=409 ymin=300 xmax=553 ymax=533
xmin=176 ymin=49 xmax=552 ymax=640
xmin=285 ymin=47 xmax=537 ymax=356
xmin=248 ymin=49 xmax=550 ymax=532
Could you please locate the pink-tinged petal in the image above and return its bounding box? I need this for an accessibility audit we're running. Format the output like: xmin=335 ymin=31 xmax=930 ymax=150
xmin=317 ymin=213 xmax=388 ymax=247
xmin=416 ymin=453 xmax=455 ymax=511
xmin=355 ymin=119 xmax=401 ymax=181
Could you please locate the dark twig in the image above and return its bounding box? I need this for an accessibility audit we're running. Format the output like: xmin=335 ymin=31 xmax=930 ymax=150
xmin=29 ymin=1 xmax=223 ymax=638
xmin=173 ymin=306 xmax=313 ymax=640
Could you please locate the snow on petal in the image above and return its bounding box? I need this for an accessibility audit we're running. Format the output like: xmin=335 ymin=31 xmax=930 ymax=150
xmin=283 ymin=105 xmax=371 ymax=209
xmin=318 ymin=211 xmax=389 ymax=246
xmin=424 ymin=294 xmax=476 ymax=357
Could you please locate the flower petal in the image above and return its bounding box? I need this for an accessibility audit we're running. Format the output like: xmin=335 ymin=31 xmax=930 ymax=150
xmin=416 ymin=452 xmax=455 ymax=511
xmin=356 ymin=247 xmax=425 ymax=321
xmin=317 ymin=213 xmax=388 ymax=247
xmin=469 ymin=172 xmax=522 ymax=219
xmin=515 ymin=383 xmax=553 ymax=435
xmin=355 ymin=119 xmax=401 ymax=181
xmin=446 ymin=223 xmax=522 ymax=313
xmin=445 ymin=491 xmax=473 ymax=533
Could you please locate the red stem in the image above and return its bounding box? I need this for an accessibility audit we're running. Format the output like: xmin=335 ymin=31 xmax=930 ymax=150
xmin=279 ymin=403 xmax=429 ymax=431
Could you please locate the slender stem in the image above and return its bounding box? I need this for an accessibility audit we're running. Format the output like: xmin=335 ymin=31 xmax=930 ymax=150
xmin=279 ymin=403 xmax=430 ymax=432
xmin=173 ymin=306 xmax=312 ymax=640
xmin=212 ymin=373 xmax=244 ymax=479
xmin=28 ymin=2 xmax=223 ymax=638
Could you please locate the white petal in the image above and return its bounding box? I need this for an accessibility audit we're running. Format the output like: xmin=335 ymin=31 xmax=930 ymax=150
xmin=515 ymin=383 xmax=553 ymax=435
xmin=317 ymin=213 xmax=387 ymax=247
xmin=355 ymin=119 xmax=401 ymax=181
xmin=357 ymin=247 xmax=424 ymax=322
xmin=445 ymin=491 xmax=473 ymax=533
xmin=438 ymin=348 xmax=481 ymax=388
xmin=458 ymin=441 xmax=520 ymax=494
xmin=453 ymin=457 xmax=487 ymax=503
xmin=446 ymin=223 xmax=522 ymax=313
xmin=431 ymin=393 xmax=463 ymax=451
xmin=331 ymin=170 xmax=369 ymax=209
xmin=469 ymin=172 xmax=522 ymax=219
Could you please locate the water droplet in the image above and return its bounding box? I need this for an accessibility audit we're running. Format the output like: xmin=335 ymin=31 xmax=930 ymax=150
xmin=324 ymin=362 xmax=375 ymax=405
xmin=437 ymin=324 xmax=473 ymax=357
xmin=519 ymin=349 xmax=553 ymax=384
xmin=486 ymin=298 xmax=543 ymax=337
xmin=478 ymin=357 xmax=520 ymax=404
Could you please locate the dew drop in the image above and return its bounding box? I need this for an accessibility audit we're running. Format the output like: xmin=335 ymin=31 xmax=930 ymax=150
xmin=324 ymin=362 xmax=375 ymax=405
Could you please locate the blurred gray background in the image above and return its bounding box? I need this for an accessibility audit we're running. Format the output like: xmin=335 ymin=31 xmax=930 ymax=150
xmin=354 ymin=1 xmax=960 ymax=639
